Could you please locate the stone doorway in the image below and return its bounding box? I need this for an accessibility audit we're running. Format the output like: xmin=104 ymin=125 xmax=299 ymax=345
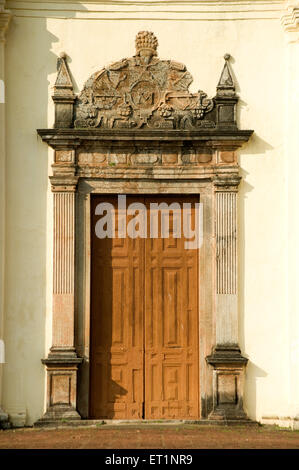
xmin=89 ymin=194 xmax=200 ymax=419
xmin=36 ymin=31 xmax=253 ymax=425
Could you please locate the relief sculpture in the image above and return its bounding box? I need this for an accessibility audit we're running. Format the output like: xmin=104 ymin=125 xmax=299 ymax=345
xmin=74 ymin=31 xmax=214 ymax=130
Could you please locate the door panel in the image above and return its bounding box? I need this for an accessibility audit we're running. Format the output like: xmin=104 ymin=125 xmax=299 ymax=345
xmin=90 ymin=195 xmax=199 ymax=419
xmin=144 ymin=196 xmax=199 ymax=419
xmin=90 ymin=196 xmax=144 ymax=419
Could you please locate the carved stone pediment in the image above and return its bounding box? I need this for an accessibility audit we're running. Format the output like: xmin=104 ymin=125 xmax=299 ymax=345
xmin=74 ymin=31 xmax=215 ymax=130
xmin=50 ymin=31 xmax=242 ymax=133
xmin=39 ymin=30 xmax=253 ymax=173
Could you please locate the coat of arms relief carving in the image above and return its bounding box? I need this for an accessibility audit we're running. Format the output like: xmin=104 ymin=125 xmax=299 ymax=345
xmin=74 ymin=31 xmax=215 ymax=130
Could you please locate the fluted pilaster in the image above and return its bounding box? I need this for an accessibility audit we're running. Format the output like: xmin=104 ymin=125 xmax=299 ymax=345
xmin=206 ymin=174 xmax=250 ymax=423
xmin=215 ymin=190 xmax=238 ymax=345
xmin=51 ymin=191 xmax=76 ymax=352
xmin=37 ymin=174 xmax=82 ymax=425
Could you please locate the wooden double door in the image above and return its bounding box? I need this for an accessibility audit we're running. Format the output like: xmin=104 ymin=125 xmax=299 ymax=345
xmin=90 ymin=195 xmax=199 ymax=419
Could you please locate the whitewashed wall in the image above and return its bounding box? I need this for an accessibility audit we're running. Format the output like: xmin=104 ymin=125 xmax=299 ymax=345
xmin=1 ymin=0 xmax=298 ymax=427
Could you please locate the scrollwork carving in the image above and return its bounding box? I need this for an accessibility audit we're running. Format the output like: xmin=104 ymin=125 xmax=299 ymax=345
xmin=74 ymin=31 xmax=214 ymax=130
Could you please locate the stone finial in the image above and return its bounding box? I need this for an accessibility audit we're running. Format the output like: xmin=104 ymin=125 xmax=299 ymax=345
xmin=135 ymin=31 xmax=158 ymax=56
xmin=217 ymin=54 xmax=235 ymax=97
xmin=54 ymin=53 xmax=73 ymax=93
xmin=215 ymin=54 xmax=237 ymax=128
xmin=53 ymin=53 xmax=76 ymax=128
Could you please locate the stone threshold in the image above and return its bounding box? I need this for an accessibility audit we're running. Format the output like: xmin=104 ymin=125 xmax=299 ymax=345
xmin=34 ymin=418 xmax=259 ymax=429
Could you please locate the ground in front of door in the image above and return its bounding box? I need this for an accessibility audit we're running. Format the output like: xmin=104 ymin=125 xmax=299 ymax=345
xmin=0 ymin=425 xmax=299 ymax=449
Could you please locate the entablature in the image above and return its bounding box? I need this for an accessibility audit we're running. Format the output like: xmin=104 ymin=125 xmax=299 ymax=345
xmin=38 ymin=31 xmax=253 ymax=186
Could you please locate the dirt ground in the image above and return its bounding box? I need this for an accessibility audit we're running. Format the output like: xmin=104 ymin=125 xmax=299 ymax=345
xmin=0 ymin=424 xmax=299 ymax=449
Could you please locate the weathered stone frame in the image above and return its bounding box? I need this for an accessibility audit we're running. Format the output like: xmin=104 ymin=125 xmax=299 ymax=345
xmin=75 ymin=174 xmax=210 ymax=419
xmin=35 ymin=128 xmax=252 ymax=424
xmin=35 ymin=45 xmax=254 ymax=424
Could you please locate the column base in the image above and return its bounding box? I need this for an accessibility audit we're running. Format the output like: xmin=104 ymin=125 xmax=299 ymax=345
xmin=208 ymin=407 xmax=253 ymax=423
xmin=206 ymin=345 xmax=250 ymax=423
xmin=48 ymin=346 xmax=77 ymax=358
xmin=39 ymin=353 xmax=83 ymax=425
xmin=35 ymin=405 xmax=81 ymax=426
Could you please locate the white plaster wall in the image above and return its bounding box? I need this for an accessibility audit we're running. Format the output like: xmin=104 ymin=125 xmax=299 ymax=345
xmin=284 ymin=32 xmax=299 ymax=422
xmin=4 ymin=14 xmax=51 ymax=424
xmin=2 ymin=1 xmax=294 ymax=425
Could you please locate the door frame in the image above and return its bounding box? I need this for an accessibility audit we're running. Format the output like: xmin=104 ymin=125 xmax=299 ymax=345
xmin=87 ymin=193 xmax=202 ymax=420
xmin=38 ymin=129 xmax=251 ymax=424
xmin=37 ymin=39 xmax=253 ymax=423
xmin=75 ymin=181 xmax=214 ymax=419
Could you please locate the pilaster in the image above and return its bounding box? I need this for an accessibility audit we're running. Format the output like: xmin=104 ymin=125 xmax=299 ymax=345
xmin=282 ymin=1 xmax=299 ymax=35
xmin=281 ymin=0 xmax=299 ymax=426
xmin=37 ymin=150 xmax=83 ymax=424
xmin=0 ymin=0 xmax=11 ymax=428
xmin=49 ymin=179 xmax=78 ymax=358
xmin=206 ymin=174 xmax=250 ymax=422
xmin=0 ymin=2 xmax=11 ymax=44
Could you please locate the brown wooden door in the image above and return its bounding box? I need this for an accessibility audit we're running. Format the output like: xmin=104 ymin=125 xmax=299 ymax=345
xmin=90 ymin=196 xmax=144 ymax=419
xmin=144 ymin=196 xmax=199 ymax=419
xmin=90 ymin=195 xmax=199 ymax=419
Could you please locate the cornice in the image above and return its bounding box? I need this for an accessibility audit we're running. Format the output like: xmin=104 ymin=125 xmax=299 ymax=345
xmin=0 ymin=4 xmax=11 ymax=43
xmin=37 ymin=128 xmax=254 ymax=148
xmin=6 ymin=0 xmax=284 ymax=20
xmin=281 ymin=2 xmax=299 ymax=32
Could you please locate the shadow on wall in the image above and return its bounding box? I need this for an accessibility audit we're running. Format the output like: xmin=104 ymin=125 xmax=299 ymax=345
xmin=237 ymin=135 xmax=273 ymax=421
xmin=244 ymin=362 xmax=267 ymax=421
xmin=240 ymin=133 xmax=274 ymax=156
xmin=2 ymin=9 xmax=84 ymax=425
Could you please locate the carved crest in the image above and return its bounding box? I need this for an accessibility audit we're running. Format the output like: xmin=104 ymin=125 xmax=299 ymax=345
xmin=74 ymin=31 xmax=215 ymax=130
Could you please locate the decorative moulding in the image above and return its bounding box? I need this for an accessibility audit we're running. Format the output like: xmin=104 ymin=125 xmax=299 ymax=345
xmin=5 ymin=1 xmax=284 ymax=22
xmin=281 ymin=1 xmax=299 ymax=32
xmin=0 ymin=3 xmax=11 ymax=43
